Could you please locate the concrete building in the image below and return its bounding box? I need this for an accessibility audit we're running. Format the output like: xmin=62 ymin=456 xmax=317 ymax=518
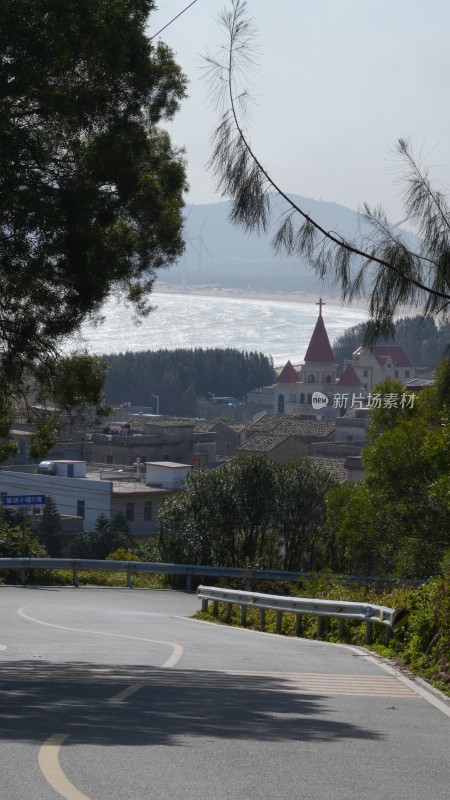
xmin=89 ymin=415 xmax=216 ymax=468
xmin=0 ymin=460 xmax=190 ymax=537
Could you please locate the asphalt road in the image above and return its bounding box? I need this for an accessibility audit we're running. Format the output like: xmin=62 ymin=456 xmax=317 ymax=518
xmin=0 ymin=585 xmax=449 ymax=800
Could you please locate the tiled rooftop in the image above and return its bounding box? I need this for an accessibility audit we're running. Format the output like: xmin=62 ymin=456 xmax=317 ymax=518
xmin=246 ymin=413 xmax=334 ymax=439
xmin=310 ymin=442 xmax=363 ymax=458
xmin=236 ymin=433 xmax=291 ymax=453
xmin=310 ymin=457 xmax=347 ymax=483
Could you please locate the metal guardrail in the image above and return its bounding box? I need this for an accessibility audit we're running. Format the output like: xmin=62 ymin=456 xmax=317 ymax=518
xmin=0 ymin=558 xmax=248 ymax=591
xmin=196 ymin=585 xmax=410 ymax=645
xmin=0 ymin=558 xmax=420 ymax=594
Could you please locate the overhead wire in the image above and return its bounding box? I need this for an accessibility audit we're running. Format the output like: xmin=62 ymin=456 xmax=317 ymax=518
xmin=150 ymin=0 xmax=199 ymax=40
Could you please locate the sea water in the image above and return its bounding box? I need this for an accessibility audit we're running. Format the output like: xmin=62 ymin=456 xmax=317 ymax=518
xmin=71 ymin=290 xmax=367 ymax=367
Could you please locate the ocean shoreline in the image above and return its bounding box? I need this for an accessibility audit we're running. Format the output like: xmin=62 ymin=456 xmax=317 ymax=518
xmin=153 ymin=282 xmax=368 ymax=311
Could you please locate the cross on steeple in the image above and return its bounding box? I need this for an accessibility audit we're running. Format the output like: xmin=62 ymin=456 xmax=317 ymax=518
xmin=316 ymin=297 xmax=326 ymax=316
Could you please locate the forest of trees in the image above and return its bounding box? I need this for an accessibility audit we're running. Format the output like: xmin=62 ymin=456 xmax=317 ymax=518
xmin=103 ymin=348 xmax=275 ymax=416
xmin=332 ymin=315 xmax=450 ymax=375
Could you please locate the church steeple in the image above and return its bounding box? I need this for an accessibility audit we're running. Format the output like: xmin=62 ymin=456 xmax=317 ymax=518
xmin=304 ymin=299 xmax=335 ymax=364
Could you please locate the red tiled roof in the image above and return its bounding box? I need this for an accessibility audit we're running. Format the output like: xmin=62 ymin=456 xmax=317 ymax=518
xmin=371 ymin=345 xmax=413 ymax=368
xmin=337 ymin=363 xmax=364 ymax=387
xmin=304 ymin=313 xmax=335 ymax=364
xmin=277 ymin=360 xmax=300 ymax=384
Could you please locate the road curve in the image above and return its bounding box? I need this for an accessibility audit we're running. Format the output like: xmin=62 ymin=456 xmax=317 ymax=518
xmin=0 ymin=586 xmax=449 ymax=800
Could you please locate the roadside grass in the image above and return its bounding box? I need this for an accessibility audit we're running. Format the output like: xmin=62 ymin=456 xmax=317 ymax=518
xmin=0 ymin=569 xmax=169 ymax=589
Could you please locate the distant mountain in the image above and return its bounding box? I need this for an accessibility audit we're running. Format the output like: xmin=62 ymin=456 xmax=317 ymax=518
xmin=161 ymin=195 xmax=379 ymax=294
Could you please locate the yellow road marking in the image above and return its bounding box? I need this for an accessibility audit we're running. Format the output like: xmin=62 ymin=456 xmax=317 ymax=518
xmin=19 ymin=604 xmax=184 ymax=795
xmin=109 ymin=682 xmax=147 ymax=702
xmin=38 ymin=734 xmax=91 ymax=800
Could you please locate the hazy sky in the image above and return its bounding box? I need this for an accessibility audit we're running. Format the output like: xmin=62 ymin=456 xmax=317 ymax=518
xmin=150 ymin=0 xmax=450 ymax=222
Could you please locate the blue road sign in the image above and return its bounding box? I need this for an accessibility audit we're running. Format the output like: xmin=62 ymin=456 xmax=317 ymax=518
xmin=2 ymin=495 xmax=46 ymax=507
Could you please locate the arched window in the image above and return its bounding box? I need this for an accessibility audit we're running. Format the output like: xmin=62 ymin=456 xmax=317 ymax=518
xmin=325 ymin=374 xmax=332 ymax=383
xmin=307 ymin=393 xmax=312 ymax=404
xmin=308 ymin=374 xmax=316 ymax=383
xmin=300 ymin=392 xmax=305 ymax=404
xmin=277 ymin=393 xmax=285 ymax=414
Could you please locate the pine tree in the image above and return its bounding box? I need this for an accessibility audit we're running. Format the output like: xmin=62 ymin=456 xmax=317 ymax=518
xmin=205 ymin=0 xmax=450 ymax=342
xmin=37 ymin=497 xmax=64 ymax=557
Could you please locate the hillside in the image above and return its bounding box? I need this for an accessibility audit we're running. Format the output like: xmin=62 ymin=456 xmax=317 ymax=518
xmin=163 ymin=195 xmax=406 ymax=295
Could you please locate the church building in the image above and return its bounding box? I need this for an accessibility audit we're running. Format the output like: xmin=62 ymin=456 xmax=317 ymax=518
xmin=272 ymin=298 xmax=415 ymax=418
xmin=274 ymin=298 xmax=341 ymax=418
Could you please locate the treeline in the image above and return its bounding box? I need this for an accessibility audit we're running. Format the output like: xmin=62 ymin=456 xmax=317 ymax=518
xmin=103 ymin=348 xmax=275 ymax=416
xmin=332 ymin=315 xmax=450 ymax=373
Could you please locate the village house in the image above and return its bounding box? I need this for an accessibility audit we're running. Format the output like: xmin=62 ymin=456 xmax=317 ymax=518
xmin=193 ymin=420 xmax=243 ymax=459
xmin=0 ymin=460 xmax=190 ymax=537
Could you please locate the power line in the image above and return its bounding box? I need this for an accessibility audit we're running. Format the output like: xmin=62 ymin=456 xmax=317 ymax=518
xmin=150 ymin=0 xmax=199 ymax=40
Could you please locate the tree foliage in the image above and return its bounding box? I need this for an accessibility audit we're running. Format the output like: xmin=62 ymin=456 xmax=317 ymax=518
xmin=205 ymin=0 xmax=450 ymax=342
xmin=0 ymin=510 xmax=47 ymax=558
xmin=68 ymin=512 xmax=134 ymax=559
xmin=159 ymin=455 xmax=335 ymax=570
xmin=0 ymin=0 xmax=187 ymax=447
xmin=36 ymin=496 xmax=64 ymax=557
xmin=327 ymin=380 xmax=450 ymax=578
xmin=0 ymin=351 xmax=112 ymax=462
xmin=274 ymin=460 xmax=336 ymax=571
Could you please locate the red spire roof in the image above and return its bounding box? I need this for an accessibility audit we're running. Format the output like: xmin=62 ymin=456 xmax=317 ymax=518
xmin=277 ymin=360 xmax=299 ymax=384
xmin=304 ymin=300 xmax=335 ymax=364
xmin=337 ymin=363 xmax=363 ymax=387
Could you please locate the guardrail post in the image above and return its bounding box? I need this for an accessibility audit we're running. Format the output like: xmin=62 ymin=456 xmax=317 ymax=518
xmin=240 ymin=605 xmax=247 ymax=626
xmin=126 ymin=568 xmax=132 ymax=589
xmin=72 ymin=567 xmax=79 ymax=588
xmin=275 ymin=610 xmax=283 ymax=634
xmin=259 ymin=608 xmax=266 ymax=629
xmin=212 ymin=600 xmax=219 ymax=616
xmin=317 ymin=616 xmax=325 ymax=638
xmin=20 ymin=567 xmax=26 ymax=586
xmin=201 ymin=598 xmax=208 ymax=612
xmin=338 ymin=618 xmax=345 ymax=639
xmin=225 ymin=603 xmax=232 ymax=623
xmin=295 ymin=613 xmax=302 ymax=636
xmin=385 ymin=627 xmax=393 ymax=645
xmin=365 ymin=621 xmax=372 ymax=644
xmin=186 ymin=575 xmax=192 ymax=591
